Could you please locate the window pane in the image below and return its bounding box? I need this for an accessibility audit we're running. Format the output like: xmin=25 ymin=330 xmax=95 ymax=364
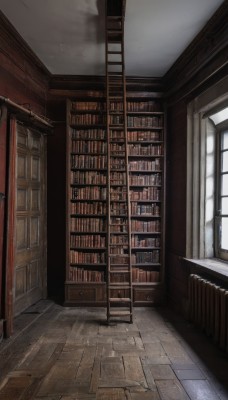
xmin=222 ymin=130 xmax=228 ymax=150
xmin=222 ymin=174 xmax=228 ymax=196
xmin=222 ymin=151 xmax=228 ymax=172
xmin=221 ymin=217 xmax=228 ymax=250
xmin=221 ymin=197 xmax=228 ymax=215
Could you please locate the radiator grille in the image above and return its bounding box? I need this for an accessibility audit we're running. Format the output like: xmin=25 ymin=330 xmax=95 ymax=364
xmin=189 ymin=274 xmax=228 ymax=351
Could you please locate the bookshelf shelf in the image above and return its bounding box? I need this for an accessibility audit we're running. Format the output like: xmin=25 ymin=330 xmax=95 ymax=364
xmin=127 ymin=112 xmax=164 ymax=115
xmin=65 ymin=97 xmax=165 ymax=306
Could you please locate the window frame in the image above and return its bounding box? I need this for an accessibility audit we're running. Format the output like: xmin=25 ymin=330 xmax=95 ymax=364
xmin=186 ymin=77 xmax=228 ymax=264
xmin=215 ymin=121 xmax=228 ymax=261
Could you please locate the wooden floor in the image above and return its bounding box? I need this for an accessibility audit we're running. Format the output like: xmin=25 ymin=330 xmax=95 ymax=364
xmin=0 ymin=301 xmax=228 ymax=400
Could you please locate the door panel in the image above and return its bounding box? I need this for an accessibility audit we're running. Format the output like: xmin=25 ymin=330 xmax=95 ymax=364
xmin=14 ymin=124 xmax=46 ymax=316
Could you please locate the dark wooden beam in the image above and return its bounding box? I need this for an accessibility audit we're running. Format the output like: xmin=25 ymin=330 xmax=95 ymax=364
xmin=49 ymin=75 xmax=163 ymax=96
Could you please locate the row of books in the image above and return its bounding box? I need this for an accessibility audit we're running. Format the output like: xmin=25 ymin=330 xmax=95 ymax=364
xmin=131 ymin=220 xmax=160 ymax=232
xmin=70 ymin=218 xmax=106 ymax=232
xmin=110 ymin=188 xmax=127 ymax=200
xmin=110 ymin=203 xmax=127 ymax=215
xmin=71 ymin=114 xmax=105 ymax=125
xmin=129 ymin=159 xmax=161 ymax=171
xmin=70 ymin=142 xmax=162 ymax=156
xmin=70 ymin=251 xmax=105 ymax=264
xmin=71 ymin=140 xmax=107 ymax=154
xmin=128 ymin=144 xmax=163 ymax=156
xmin=71 ymin=155 xmax=106 ymax=169
xmin=71 ymin=158 xmax=162 ymax=172
xmin=110 ymin=130 xmax=125 ymax=141
xmin=130 ymin=187 xmax=161 ymax=201
xmin=110 ymin=143 xmax=126 ymax=153
xmin=132 ymin=268 xmax=160 ymax=283
xmin=71 ymin=129 xmax=162 ymax=142
xmin=109 ymin=115 xmax=124 ymax=125
xmin=71 ymin=171 xmax=107 ymax=185
xmin=109 ymin=272 xmax=129 ymax=283
xmin=110 ymin=247 xmax=129 ymax=255
xmin=72 ymin=187 xmax=107 ymax=200
xmin=110 ymin=224 xmax=128 ymax=233
xmin=68 ymin=266 xmax=160 ymax=283
xmin=71 ymin=201 xmax=106 ymax=214
xmin=110 ymin=158 xmax=126 ymax=170
xmin=110 ymin=255 xmax=129 ymax=265
xmin=127 ymin=116 xmax=163 ymax=128
xmin=71 ymin=188 xmax=160 ymax=202
xmin=131 ymin=203 xmax=160 ymax=216
xmin=128 ymin=131 xmax=161 ymax=142
xmin=71 ymin=174 xmax=162 ymax=187
xmin=127 ymin=101 xmax=162 ymax=112
xmin=131 ymin=236 xmax=160 ymax=248
xmin=69 ymin=266 xmax=105 ymax=282
xmin=70 ymin=234 xmax=106 ymax=248
xmin=72 ymin=129 xmax=106 ymax=140
xmin=129 ymin=174 xmax=161 ymax=186
xmin=69 ymin=235 xmax=161 ymax=248
xmin=110 ymin=235 xmax=129 ymax=245
xmin=71 ymin=101 xmax=162 ymax=113
xmin=71 ymin=101 xmax=104 ymax=111
xmin=131 ymin=250 xmax=160 ymax=264
xmin=110 ymin=171 xmax=126 ymax=185
xmin=71 ymin=116 xmax=163 ymax=128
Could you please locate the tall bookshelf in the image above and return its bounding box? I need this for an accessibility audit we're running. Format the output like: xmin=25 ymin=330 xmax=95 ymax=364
xmin=65 ymin=98 xmax=107 ymax=305
xmin=65 ymin=96 xmax=165 ymax=306
xmin=127 ymin=99 xmax=165 ymax=304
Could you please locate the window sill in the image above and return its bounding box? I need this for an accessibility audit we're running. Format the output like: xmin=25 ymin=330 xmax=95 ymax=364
xmin=183 ymin=257 xmax=228 ymax=284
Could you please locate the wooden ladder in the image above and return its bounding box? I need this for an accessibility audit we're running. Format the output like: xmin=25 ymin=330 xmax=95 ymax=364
xmin=106 ymin=5 xmax=133 ymax=323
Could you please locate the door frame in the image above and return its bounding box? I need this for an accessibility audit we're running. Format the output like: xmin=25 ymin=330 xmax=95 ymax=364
xmin=5 ymin=116 xmax=17 ymax=337
xmin=0 ymin=105 xmax=8 ymax=339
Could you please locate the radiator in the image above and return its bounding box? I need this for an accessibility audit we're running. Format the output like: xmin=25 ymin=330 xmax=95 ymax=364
xmin=189 ymin=274 xmax=228 ymax=351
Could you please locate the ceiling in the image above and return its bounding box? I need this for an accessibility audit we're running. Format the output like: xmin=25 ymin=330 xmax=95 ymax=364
xmin=0 ymin=0 xmax=224 ymax=77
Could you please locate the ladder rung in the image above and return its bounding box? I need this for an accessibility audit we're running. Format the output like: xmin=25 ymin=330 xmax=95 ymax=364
xmin=108 ymin=51 xmax=122 ymax=54
xmin=108 ymin=30 xmax=122 ymax=34
xmin=109 ymin=96 xmax=124 ymax=99
xmin=108 ymin=37 xmax=122 ymax=44
xmin=107 ymin=16 xmax=122 ymax=20
xmin=109 ymin=285 xmax=131 ymax=289
xmin=108 ymin=311 xmax=132 ymax=316
xmin=110 ymin=270 xmax=130 ymax=273
xmin=108 ymin=61 xmax=123 ymax=65
xmin=110 ymin=254 xmax=129 ymax=258
xmin=109 ymin=298 xmax=131 ymax=303
xmin=109 ymin=82 xmax=122 ymax=85
xmin=108 ymin=72 xmax=123 ymax=76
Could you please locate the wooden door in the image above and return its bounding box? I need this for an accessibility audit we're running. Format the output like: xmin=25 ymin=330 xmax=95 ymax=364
xmin=14 ymin=123 xmax=47 ymax=315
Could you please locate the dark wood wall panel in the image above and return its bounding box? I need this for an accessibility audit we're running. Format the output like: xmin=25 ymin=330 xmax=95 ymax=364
xmin=0 ymin=12 xmax=48 ymax=115
xmin=47 ymin=99 xmax=66 ymax=300
xmin=166 ymin=101 xmax=187 ymax=254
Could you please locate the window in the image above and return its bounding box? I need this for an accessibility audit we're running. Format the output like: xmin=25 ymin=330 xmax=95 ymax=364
xmin=211 ymin=110 xmax=228 ymax=260
xmin=186 ymin=78 xmax=228 ymax=264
